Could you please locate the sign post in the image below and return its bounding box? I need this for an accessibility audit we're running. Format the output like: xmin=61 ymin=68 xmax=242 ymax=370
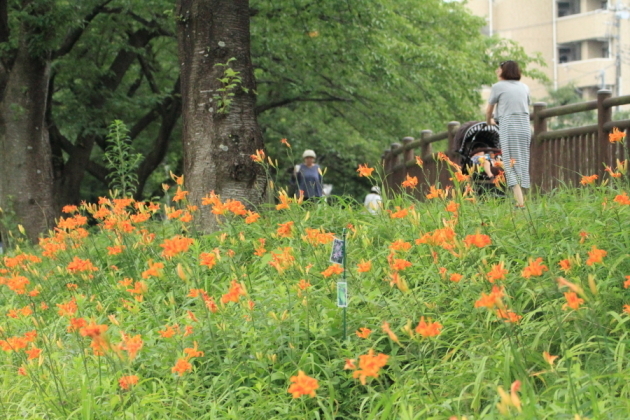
xmin=331 ymin=229 xmax=348 ymax=341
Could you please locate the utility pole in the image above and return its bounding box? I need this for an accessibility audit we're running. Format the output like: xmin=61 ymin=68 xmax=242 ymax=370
xmin=615 ymin=1 xmax=622 ymax=99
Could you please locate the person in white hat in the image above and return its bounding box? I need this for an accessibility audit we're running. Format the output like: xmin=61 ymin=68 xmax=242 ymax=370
xmin=293 ymin=150 xmax=323 ymax=199
xmin=364 ymin=186 xmax=382 ymax=214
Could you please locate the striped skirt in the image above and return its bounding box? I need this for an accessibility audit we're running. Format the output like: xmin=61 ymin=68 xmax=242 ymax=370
xmin=499 ymin=113 xmax=531 ymax=188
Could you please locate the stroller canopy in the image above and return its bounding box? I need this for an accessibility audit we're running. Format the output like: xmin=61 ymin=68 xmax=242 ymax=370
xmin=454 ymin=121 xmax=500 ymax=158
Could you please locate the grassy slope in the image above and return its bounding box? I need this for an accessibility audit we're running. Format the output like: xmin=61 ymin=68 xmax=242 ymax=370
xmin=1 ymin=183 xmax=630 ymax=419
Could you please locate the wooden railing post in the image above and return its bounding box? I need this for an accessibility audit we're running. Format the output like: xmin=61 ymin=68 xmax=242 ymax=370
xmin=402 ymin=137 xmax=414 ymax=167
xmin=597 ymin=89 xmax=613 ymax=173
xmin=391 ymin=143 xmax=403 ymax=189
xmin=383 ymin=149 xmax=392 ymax=174
xmin=532 ymin=102 xmax=547 ymax=190
xmin=447 ymin=121 xmax=460 ymax=164
xmin=420 ymin=130 xmax=433 ymax=159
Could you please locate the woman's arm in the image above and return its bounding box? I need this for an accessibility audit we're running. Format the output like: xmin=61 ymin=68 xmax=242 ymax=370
xmin=486 ymin=103 xmax=496 ymax=126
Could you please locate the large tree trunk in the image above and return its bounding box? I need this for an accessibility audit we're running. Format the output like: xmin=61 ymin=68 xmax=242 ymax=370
xmin=176 ymin=0 xmax=265 ymax=231
xmin=0 ymin=43 xmax=55 ymax=242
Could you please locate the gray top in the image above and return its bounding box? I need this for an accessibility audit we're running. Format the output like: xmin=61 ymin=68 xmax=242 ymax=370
xmin=488 ymin=80 xmax=530 ymax=120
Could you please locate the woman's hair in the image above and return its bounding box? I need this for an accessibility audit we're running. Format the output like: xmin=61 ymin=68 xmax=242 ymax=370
xmin=500 ymin=60 xmax=521 ymax=81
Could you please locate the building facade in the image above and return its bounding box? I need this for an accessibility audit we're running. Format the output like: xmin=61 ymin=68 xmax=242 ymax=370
xmin=467 ymin=0 xmax=630 ymax=100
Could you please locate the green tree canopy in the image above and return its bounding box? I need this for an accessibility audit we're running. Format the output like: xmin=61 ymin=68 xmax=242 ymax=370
xmin=251 ymin=0 xmax=545 ymax=196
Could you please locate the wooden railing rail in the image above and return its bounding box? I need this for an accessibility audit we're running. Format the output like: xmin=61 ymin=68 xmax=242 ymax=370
xmin=383 ymin=88 xmax=630 ymax=196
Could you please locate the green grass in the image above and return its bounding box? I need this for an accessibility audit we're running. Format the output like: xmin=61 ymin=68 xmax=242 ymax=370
xmin=1 ymin=178 xmax=630 ymax=419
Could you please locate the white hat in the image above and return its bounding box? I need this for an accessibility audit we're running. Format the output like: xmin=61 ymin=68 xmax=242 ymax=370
xmin=371 ymin=186 xmax=381 ymax=194
xmin=302 ymin=149 xmax=316 ymax=158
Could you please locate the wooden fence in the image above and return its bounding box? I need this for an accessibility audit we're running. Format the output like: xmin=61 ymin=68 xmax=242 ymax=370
xmin=383 ymin=89 xmax=629 ymax=195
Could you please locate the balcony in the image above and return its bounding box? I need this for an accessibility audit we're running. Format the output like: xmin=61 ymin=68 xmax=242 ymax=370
xmin=557 ymin=10 xmax=613 ymax=44
xmin=557 ymin=58 xmax=615 ymax=88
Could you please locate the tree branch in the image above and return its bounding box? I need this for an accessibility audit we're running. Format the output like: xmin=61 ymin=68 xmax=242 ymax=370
xmin=0 ymin=0 xmax=8 ymax=43
xmin=255 ymin=95 xmax=352 ymax=115
xmin=135 ymin=78 xmax=181 ymax=198
xmin=127 ymin=11 xmax=174 ymax=37
xmin=53 ymin=0 xmax=115 ymax=60
xmin=137 ymin=53 xmax=160 ymax=94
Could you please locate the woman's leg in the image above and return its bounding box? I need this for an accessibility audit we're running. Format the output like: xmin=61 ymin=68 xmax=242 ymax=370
xmin=512 ymin=185 xmax=524 ymax=206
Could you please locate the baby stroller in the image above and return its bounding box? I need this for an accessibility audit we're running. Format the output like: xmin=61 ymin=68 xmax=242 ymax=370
xmin=453 ymin=121 xmax=504 ymax=197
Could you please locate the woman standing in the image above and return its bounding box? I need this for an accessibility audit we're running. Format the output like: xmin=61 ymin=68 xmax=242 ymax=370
xmin=294 ymin=150 xmax=323 ymax=200
xmin=486 ymin=60 xmax=531 ymax=207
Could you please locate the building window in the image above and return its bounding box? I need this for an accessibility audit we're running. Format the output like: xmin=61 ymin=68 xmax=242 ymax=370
xmin=558 ymin=43 xmax=581 ymax=63
xmin=557 ymin=0 xmax=580 ymax=17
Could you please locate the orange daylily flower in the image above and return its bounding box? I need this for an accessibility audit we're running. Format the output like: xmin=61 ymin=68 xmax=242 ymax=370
xmin=120 ymin=334 xmax=143 ymax=360
xmin=474 ymin=285 xmax=505 ymax=309
xmin=107 ymin=245 xmax=125 ymax=255
xmin=141 ymin=261 xmax=164 ymax=279
xmin=221 ymin=280 xmax=247 ymax=304
xmin=580 ymin=174 xmax=598 ymax=185
xmin=614 ymin=192 xmax=630 ymax=205
xmin=609 ymin=127 xmax=626 ymax=143
xmin=543 ymin=351 xmax=558 ymax=367
xmin=390 ymin=258 xmax=412 ymax=271
xmin=521 ymin=257 xmax=548 ymax=278
xmin=586 ymin=246 xmax=607 ymax=266
xmin=357 ymin=164 xmax=375 ymax=177
xmin=388 ymin=206 xmax=409 ymax=219
xmin=445 ymin=200 xmax=459 ymax=214
xmin=119 ymin=375 xmax=139 ymax=390
xmin=288 ymin=370 xmax=319 ymax=398
xmin=562 ymin=291 xmax=584 ymax=310
xmin=559 ymin=259 xmax=571 ymax=272
xmin=451 ymin=171 xmax=469 ymax=182
xmin=281 ymin=138 xmax=291 ymax=147
xmin=172 ymin=187 xmax=189 ymax=202
xmin=183 ymin=341 xmax=204 ymax=358
xmin=321 ymin=264 xmax=344 ymax=277
xmin=25 ymin=346 xmax=42 ymax=360
xmin=624 ymin=276 xmax=630 ymax=289
xmin=426 ymin=185 xmax=446 ymax=200
xmin=401 ymin=175 xmax=418 ymax=188
xmin=356 ymin=260 xmax=372 ymax=273
xmin=67 ymin=256 xmax=98 ymax=273
xmin=450 ymin=273 xmax=463 ymax=283
xmin=250 ymin=149 xmax=265 ymax=163
xmin=464 ymin=233 xmax=491 ymax=248
xmin=297 ymin=279 xmax=311 ymax=291
xmin=487 ymin=262 xmax=508 ymax=283
xmin=356 ymin=328 xmax=372 ymax=339
xmin=158 ymin=325 xmax=179 ymax=338
xmin=389 ymin=240 xmax=412 ymax=252
xmin=416 ymin=227 xmax=456 ymax=248
xmin=160 ymin=236 xmax=194 ymax=258
xmin=200 ymin=252 xmax=217 ymax=269
xmin=415 ymin=156 xmax=424 ymax=167
xmin=276 ymin=221 xmax=294 ymax=238
xmin=496 ymin=309 xmax=522 ymax=323
xmin=352 ymin=349 xmax=389 ymax=385
xmin=245 ymin=211 xmax=260 ymax=224
xmin=415 ymin=317 xmax=442 ymax=338
xmin=172 ymin=358 xmax=193 ymax=376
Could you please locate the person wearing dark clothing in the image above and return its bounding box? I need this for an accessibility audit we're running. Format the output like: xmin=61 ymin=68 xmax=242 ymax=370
xmin=294 ymin=150 xmax=323 ymax=199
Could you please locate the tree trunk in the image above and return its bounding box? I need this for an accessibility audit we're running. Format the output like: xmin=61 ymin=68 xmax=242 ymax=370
xmin=0 ymin=44 xmax=55 ymax=242
xmin=176 ymin=0 xmax=265 ymax=231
